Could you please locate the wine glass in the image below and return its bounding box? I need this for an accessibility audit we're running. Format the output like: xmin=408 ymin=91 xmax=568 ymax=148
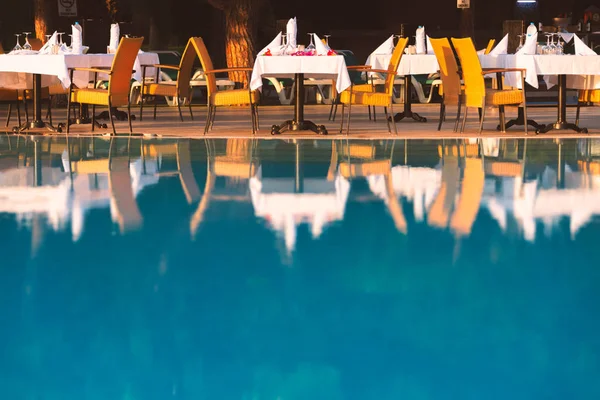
xmin=555 ymin=34 xmax=564 ymax=55
xmin=67 ymin=34 xmax=74 ymax=51
xmin=22 ymin=32 xmax=32 ymax=50
xmin=284 ymin=33 xmax=294 ymax=55
xmin=306 ymin=33 xmax=316 ymax=53
xmin=548 ymin=33 xmax=558 ymax=54
xmin=516 ymin=34 xmax=524 ymax=53
xmin=12 ymin=34 xmax=22 ymax=52
xmin=542 ymin=33 xmax=552 ymax=54
xmin=57 ymin=32 xmax=65 ymax=45
xmin=45 ymin=34 xmax=51 ymax=43
xmin=323 ymin=34 xmax=331 ymax=47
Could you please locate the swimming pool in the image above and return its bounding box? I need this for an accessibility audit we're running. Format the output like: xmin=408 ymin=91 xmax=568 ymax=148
xmin=0 ymin=135 xmax=599 ymax=399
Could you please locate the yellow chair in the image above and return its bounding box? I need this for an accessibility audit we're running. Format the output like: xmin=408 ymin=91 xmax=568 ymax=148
xmin=575 ymin=89 xmax=600 ymax=126
xmin=192 ymin=37 xmax=260 ymax=134
xmin=66 ymin=36 xmax=144 ymax=135
xmin=429 ymin=38 xmax=463 ymax=131
xmin=140 ymin=37 xmax=197 ymax=122
xmin=338 ymin=37 xmax=409 ymax=134
xmin=484 ymin=39 xmax=496 ymax=54
xmin=451 ymin=37 xmax=529 ymax=134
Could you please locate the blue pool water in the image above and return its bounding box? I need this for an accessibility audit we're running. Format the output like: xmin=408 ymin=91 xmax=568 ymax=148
xmin=0 ymin=135 xmax=599 ymax=399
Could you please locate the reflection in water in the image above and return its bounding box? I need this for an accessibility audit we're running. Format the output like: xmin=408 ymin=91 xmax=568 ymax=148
xmin=0 ymin=135 xmax=599 ymax=399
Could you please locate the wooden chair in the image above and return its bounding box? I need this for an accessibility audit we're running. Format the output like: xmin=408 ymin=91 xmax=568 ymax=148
xmin=139 ymin=37 xmax=197 ymax=122
xmin=66 ymin=36 xmax=144 ymax=135
xmin=575 ymin=89 xmax=600 ymax=126
xmin=192 ymin=37 xmax=260 ymax=134
xmin=451 ymin=37 xmax=529 ymax=134
xmin=337 ymin=37 xmax=408 ymax=134
xmin=429 ymin=38 xmax=463 ymax=131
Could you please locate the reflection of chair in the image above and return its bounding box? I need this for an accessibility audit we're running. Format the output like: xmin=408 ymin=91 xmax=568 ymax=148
xmin=428 ymin=146 xmax=460 ymax=229
xmin=141 ymin=139 xmax=201 ymax=204
xmin=69 ymin=138 xmax=142 ymax=233
xmin=451 ymin=37 xmax=528 ymax=134
xmin=66 ymin=37 xmax=144 ymax=135
xmin=190 ymin=139 xmax=258 ymax=237
xmin=429 ymin=38 xmax=462 ymax=131
xmin=140 ymin=37 xmax=197 ymax=121
xmin=338 ymin=37 xmax=409 ymax=134
xmin=329 ymin=140 xmax=407 ymax=233
xmin=450 ymin=150 xmax=484 ymax=237
xmin=0 ymin=90 xmax=23 ymax=128
xmin=193 ymin=37 xmax=260 ymax=134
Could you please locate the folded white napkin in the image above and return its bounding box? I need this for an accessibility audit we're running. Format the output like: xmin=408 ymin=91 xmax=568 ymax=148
xmin=286 ymin=17 xmax=297 ymax=49
xmin=313 ymin=33 xmax=331 ymax=55
xmin=39 ymin=31 xmax=58 ymax=54
xmin=259 ymin=31 xmax=282 ymax=55
xmin=426 ymin=35 xmax=434 ymax=54
xmin=489 ymin=34 xmax=508 ymax=55
xmin=574 ymin=34 xmax=597 ymax=55
xmin=559 ymin=32 xmax=574 ymax=43
xmin=109 ymin=23 xmax=120 ymax=52
xmin=71 ymin=23 xmax=83 ymax=54
xmin=516 ymin=32 xmax=537 ymax=55
xmin=372 ymin=35 xmax=395 ymax=55
xmin=415 ymin=26 xmax=426 ymax=54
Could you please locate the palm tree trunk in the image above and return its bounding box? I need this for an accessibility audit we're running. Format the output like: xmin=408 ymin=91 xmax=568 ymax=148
xmin=223 ymin=0 xmax=257 ymax=86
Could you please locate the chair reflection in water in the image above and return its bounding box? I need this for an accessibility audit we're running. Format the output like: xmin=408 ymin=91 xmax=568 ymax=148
xmin=67 ymin=137 xmax=143 ymax=236
xmin=190 ymin=139 xmax=258 ymax=238
xmin=328 ymin=139 xmax=407 ymax=233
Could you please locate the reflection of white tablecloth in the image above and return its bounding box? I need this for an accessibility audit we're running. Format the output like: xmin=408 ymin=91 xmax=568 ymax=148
xmin=0 ymin=52 xmax=159 ymax=89
xmin=367 ymin=54 xmax=439 ymax=76
xmin=479 ymin=54 xmax=600 ymax=89
xmin=250 ymin=55 xmax=351 ymax=93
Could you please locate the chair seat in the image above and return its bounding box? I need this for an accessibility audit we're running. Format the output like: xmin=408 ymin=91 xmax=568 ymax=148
xmin=70 ymin=88 xmax=129 ymax=107
xmin=143 ymin=83 xmax=178 ymax=97
xmin=579 ymin=89 xmax=600 ymax=103
xmin=340 ymin=90 xmax=391 ymax=107
xmin=0 ymin=89 xmax=19 ymax=102
xmin=211 ymin=89 xmax=259 ymax=106
xmin=339 ymin=160 xmax=391 ymax=177
xmin=214 ymin=158 xmax=257 ymax=177
xmin=485 ymin=89 xmax=524 ymax=106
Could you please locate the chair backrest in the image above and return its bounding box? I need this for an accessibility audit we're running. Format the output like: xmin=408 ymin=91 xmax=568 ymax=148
xmin=384 ymin=37 xmax=408 ymax=95
xmin=108 ymin=36 xmax=144 ymax=97
xmin=451 ymin=37 xmax=485 ymax=107
xmin=29 ymin=38 xmax=43 ymax=51
xmin=429 ymin=38 xmax=461 ymax=105
xmin=191 ymin=37 xmax=217 ymax=98
xmin=485 ymin=39 xmax=495 ymax=54
xmin=176 ymin=38 xmax=198 ymax=98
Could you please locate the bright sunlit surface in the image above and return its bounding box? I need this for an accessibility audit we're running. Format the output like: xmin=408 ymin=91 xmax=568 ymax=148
xmin=0 ymin=135 xmax=599 ymax=399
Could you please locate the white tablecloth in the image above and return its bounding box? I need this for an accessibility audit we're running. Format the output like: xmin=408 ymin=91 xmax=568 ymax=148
xmin=479 ymin=54 xmax=600 ymax=89
xmin=0 ymin=52 xmax=159 ymax=90
xmin=368 ymin=54 xmax=439 ymax=76
xmin=250 ymin=55 xmax=351 ymax=94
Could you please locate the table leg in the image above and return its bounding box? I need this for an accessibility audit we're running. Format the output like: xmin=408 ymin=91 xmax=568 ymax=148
xmin=271 ymin=73 xmax=328 ymax=135
xmin=538 ymin=74 xmax=588 ymax=134
xmin=391 ymin=75 xmax=427 ymax=123
xmin=14 ymin=74 xmax=63 ymax=134
xmin=494 ymin=72 xmax=544 ymax=132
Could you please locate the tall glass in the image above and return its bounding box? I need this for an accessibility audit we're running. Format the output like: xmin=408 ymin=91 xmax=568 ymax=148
xmin=516 ymin=34 xmax=524 ymax=53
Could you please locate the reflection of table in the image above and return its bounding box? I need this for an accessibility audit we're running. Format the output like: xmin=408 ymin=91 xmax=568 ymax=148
xmin=368 ymin=54 xmax=439 ymax=123
xmin=480 ymin=54 xmax=600 ymax=133
xmin=250 ymin=55 xmax=351 ymax=135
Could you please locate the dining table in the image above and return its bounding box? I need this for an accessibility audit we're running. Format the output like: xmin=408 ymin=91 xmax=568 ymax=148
xmin=250 ymin=54 xmax=352 ymax=135
xmin=0 ymin=51 xmax=158 ymax=133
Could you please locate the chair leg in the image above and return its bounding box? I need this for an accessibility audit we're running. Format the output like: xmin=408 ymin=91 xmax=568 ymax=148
xmin=139 ymin=91 xmax=144 ymax=121
xmin=177 ymin=98 xmax=184 ymax=122
xmin=437 ymin=103 xmax=445 ymax=131
xmin=153 ymin=101 xmax=157 ymax=120
xmin=389 ymin=102 xmax=398 ymax=135
xmin=346 ymin=101 xmax=352 ymax=135
xmin=499 ymin=105 xmax=506 ymax=132
xmin=454 ymin=99 xmax=462 ymax=133
xmin=188 ymin=99 xmax=194 ymax=121
xmin=478 ymin=106 xmax=486 ymax=134
xmin=339 ymin=103 xmax=345 ymax=133
xmin=254 ymin=104 xmax=259 ymax=131
xmin=91 ymin=105 xmax=96 ymax=132
xmin=461 ymin=107 xmax=468 ymax=133
xmin=47 ymin=97 xmax=53 ymax=126
xmin=250 ymin=104 xmax=256 ymax=134
xmin=127 ymin=101 xmax=133 ymax=134
xmin=107 ymin=100 xmax=116 ymax=135
xmin=210 ymin=106 xmax=216 ymax=130
xmin=368 ymin=105 xmax=372 ymax=121
xmin=5 ymin=104 xmax=11 ymax=127
xmin=384 ymin=105 xmax=391 ymax=133
xmin=23 ymin=98 xmax=29 ymax=122
xmin=204 ymin=105 xmax=211 ymax=135
xmin=66 ymin=91 xmax=72 ymax=134
xmin=575 ymin=101 xmax=581 ymax=126
xmin=522 ymin=103 xmax=529 ymax=136
xmin=372 ymin=106 xmax=376 ymax=122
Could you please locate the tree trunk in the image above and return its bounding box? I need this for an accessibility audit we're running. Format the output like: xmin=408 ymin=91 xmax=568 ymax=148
xmin=223 ymin=0 xmax=257 ymax=86
xmin=34 ymin=0 xmax=54 ymax=41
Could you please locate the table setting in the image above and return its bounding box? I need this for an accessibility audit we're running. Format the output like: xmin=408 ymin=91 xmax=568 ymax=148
xmin=250 ymin=17 xmax=351 ymax=135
